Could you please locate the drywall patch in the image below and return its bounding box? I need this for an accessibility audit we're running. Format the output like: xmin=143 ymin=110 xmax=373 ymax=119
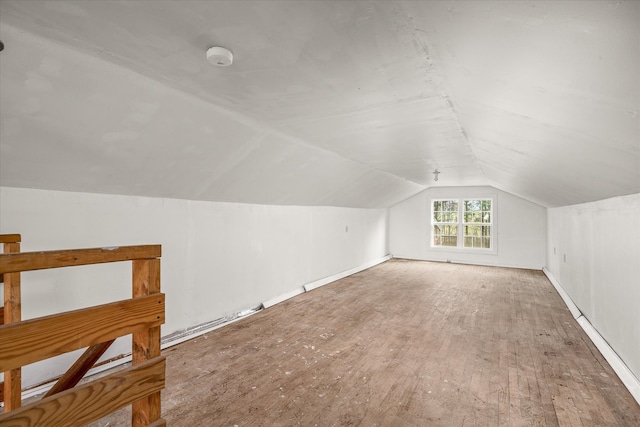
xmin=25 ymin=72 xmax=53 ymax=92
xmin=101 ymin=131 xmax=139 ymax=143
xmin=39 ymin=57 xmax=62 ymax=77
xmin=129 ymin=102 xmax=160 ymax=124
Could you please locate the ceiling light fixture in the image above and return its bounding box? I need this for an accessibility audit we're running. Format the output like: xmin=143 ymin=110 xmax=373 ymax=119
xmin=206 ymin=46 xmax=233 ymax=67
xmin=433 ymin=169 xmax=440 ymax=182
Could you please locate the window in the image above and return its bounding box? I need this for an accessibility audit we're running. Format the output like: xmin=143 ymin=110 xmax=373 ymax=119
xmin=432 ymin=200 xmax=458 ymax=247
xmin=431 ymin=198 xmax=493 ymax=250
xmin=462 ymin=199 xmax=492 ymax=248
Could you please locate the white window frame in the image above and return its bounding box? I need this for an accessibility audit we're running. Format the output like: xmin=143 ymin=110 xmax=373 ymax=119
xmin=429 ymin=197 xmax=497 ymax=254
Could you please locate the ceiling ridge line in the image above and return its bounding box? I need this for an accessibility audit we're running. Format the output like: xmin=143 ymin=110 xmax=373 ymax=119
xmin=400 ymin=2 xmax=488 ymax=184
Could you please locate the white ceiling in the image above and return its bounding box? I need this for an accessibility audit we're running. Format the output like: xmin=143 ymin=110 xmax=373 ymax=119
xmin=0 ymin=1 xmax=638 ymax=208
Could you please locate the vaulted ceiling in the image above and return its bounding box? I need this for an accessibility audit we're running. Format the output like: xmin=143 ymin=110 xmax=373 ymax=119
xmin=1 ymin=1 xmax=638 ymax=208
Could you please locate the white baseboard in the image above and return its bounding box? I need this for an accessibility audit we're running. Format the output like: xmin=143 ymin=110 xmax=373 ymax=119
xmin=391 ymin=255 xmax=541 ymax=271
xmin=160 ymin=306 xmax=262 ymax=349
xmin=576 ymin=316 xmax=640 ymax=404
xmin=542 ymin=267 xmax=581 ymax=319
xmin=304 ymin=254 xmax=392 ymax=292
xmin=17 ymin=255 xmax=392 ymax=402
xmin=265 ymin=255 xmax=392 ymax=303
xmin=543 ymin=268 xmax=640 ymax=406
xmin=262 ymin=287 xmax=305 ymax=308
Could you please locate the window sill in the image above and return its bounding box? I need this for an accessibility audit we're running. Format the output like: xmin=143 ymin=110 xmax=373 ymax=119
xmin=429 ymin=246 xmax=498 ymax=255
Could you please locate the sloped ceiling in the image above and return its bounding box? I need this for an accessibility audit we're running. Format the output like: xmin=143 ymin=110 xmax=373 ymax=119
xmin=0 ymin=1 xmax=638 ymax=208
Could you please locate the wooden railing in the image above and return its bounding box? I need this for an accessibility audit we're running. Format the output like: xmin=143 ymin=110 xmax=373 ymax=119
xmin=0 ymin=234 xmax=21 ymax=411
xmin=0 ymin=238 xmax=166 ymax=426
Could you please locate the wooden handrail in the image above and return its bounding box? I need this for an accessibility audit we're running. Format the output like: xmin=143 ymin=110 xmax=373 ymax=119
xmin=0 ymin=239 xmax=165 ymax=425
xmin=0 ymin=357 xmax=166 ymax=427
xmin=0 ymin=235 xmax=21 ymax=244
xmin=0 ymin=294 xmax=165 ymax=372
xmin=0 ymin=245 xmax=161 ymax=274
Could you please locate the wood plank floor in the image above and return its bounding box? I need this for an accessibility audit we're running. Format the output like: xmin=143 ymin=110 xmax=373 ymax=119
xmin=91 ymin=259 xmax=640 ymax=426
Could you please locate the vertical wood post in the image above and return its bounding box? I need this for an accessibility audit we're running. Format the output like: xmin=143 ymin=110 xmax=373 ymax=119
xmin=3 ymin=241 xmax=21 ymax=412
xmin=132 ymin=258 xmax=162 ymax=426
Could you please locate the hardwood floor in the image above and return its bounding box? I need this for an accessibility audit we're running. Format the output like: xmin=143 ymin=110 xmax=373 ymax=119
xmin=91 ymin=259 xmax=640 ymax=426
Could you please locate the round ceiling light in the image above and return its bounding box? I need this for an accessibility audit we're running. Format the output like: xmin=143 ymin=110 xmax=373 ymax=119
xmin=206 ymin=46 xmax=233 ymax=67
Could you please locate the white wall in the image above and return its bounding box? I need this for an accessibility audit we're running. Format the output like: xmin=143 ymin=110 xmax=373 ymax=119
xmin=0 ymin=186 xmax=389 ymax=388
xmin=547 ymin=193 xmax=640 ymax=382
xmin=389 ymin=186 xmax=546 ymax=269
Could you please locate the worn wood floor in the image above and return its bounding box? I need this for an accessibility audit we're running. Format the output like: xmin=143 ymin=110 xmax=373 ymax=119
xmin=92 ymin=259 xmax=640 ymax=426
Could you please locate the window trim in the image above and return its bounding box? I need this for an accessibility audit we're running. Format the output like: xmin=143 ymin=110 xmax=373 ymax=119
xmin=429 ymin=196 xmax=498 ymax=255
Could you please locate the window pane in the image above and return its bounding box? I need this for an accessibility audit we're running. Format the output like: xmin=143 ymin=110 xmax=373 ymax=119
xmin=465 ymin=200 xmax=481 ymax=211
xmin=463 ymin=199 xmax=491 ymax=225
xmin=464 ymin=225 xmax=480 ymax=237
xmin=433 ymin=224 xmax=457 ymax=247
xmin=433 ymin=200 xmax=458 ymax=224
xmin=443 ymin=200 xmax=458 ymax=212
xmin=464 ymin=212 xmax=482 ymax=223
xmin=463 ymin=225 xmax=491 ymax=248
xmin=434 ymin=211 xmax=458 ymax=223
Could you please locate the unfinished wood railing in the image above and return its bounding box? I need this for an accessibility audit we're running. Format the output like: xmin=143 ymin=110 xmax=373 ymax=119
xmin=0 ymin=240 xmax=166 ymax=426
xmin=1 ymin=234 xmax=21 ymax=411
